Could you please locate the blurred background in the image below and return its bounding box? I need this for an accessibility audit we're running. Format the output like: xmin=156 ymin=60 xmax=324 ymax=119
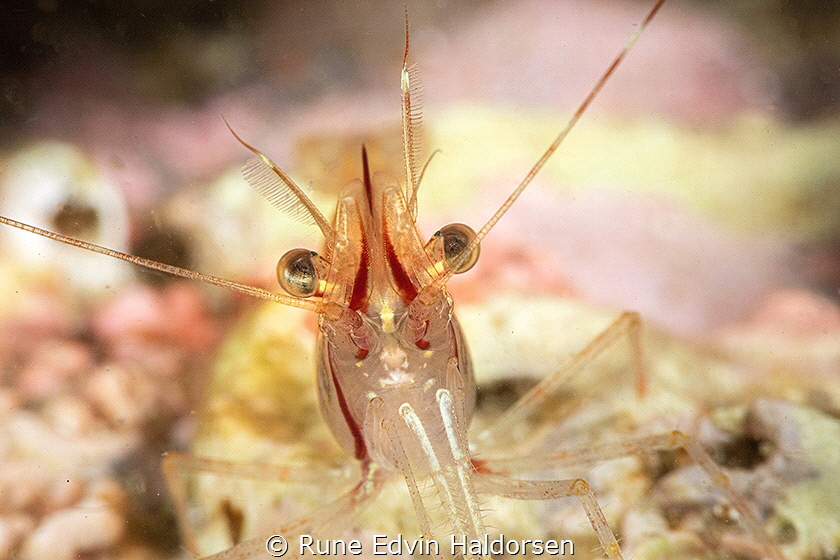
xmin=0 ymin=0 xmax=839 ymax=558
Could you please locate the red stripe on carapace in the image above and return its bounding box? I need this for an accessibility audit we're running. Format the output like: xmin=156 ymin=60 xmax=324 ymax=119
xmin=330 ymin=360 xmax=367 ymax=461
xmin=361 ymin=145 xmax=374 ymax=215
xmin=348 ymin=240 xmax=369 ymax=311
xmin=383 ymin=231 xmax=419 ymax=303
xmin=347 ymin=148 xmax=372 ymax=312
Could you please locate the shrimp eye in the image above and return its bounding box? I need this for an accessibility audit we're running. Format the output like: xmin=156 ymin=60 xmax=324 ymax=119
xmin=437 ymin=223 xmax=479 ymax=274
xmin=277 ymin=248 xmax=320 ymax=297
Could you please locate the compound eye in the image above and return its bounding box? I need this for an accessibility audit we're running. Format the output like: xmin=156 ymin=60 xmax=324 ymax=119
xmin=437 ymin=223 xmax=479 ymax=274
xmin=277 ymin=248 xmax=320 ymax=297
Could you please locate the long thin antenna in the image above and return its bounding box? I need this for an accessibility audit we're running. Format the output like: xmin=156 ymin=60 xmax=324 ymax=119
xmin=427 ymin=0 xmax=666 ymax=295
xmin=0 ymin=216 xmax=325 ymax=313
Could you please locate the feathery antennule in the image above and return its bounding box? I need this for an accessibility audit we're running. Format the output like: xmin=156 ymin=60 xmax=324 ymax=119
xmin=404 ymin=64 xmax=425 ymax=183
xmin=241 ymin=157 xmax=316 ymax=226
xmin=402 ymin=8 xmax=424 ymax=220
xmin=223 ymin=118 xmax=335 ymax=243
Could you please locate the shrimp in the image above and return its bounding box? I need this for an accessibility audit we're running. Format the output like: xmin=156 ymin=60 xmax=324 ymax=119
xmin=0 ymin=1 xmax=789 ymax=559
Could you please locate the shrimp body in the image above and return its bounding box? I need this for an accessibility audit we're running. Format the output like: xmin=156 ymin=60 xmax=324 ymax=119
xmin=312 ymin=154 xmax=483 ymax=543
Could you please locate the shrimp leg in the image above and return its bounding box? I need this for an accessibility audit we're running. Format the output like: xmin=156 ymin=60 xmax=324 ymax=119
xmin=164 ymin=453 xmax=388 ymax=559
xmin=476 ymin=432 xmax=785 ymax=560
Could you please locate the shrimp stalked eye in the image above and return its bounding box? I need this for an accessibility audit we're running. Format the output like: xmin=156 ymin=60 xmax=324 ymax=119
xmin=276 ymin=248 xmax=326 ymax=297
xmin=431 ymin=223 xmax=479 ymax=275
